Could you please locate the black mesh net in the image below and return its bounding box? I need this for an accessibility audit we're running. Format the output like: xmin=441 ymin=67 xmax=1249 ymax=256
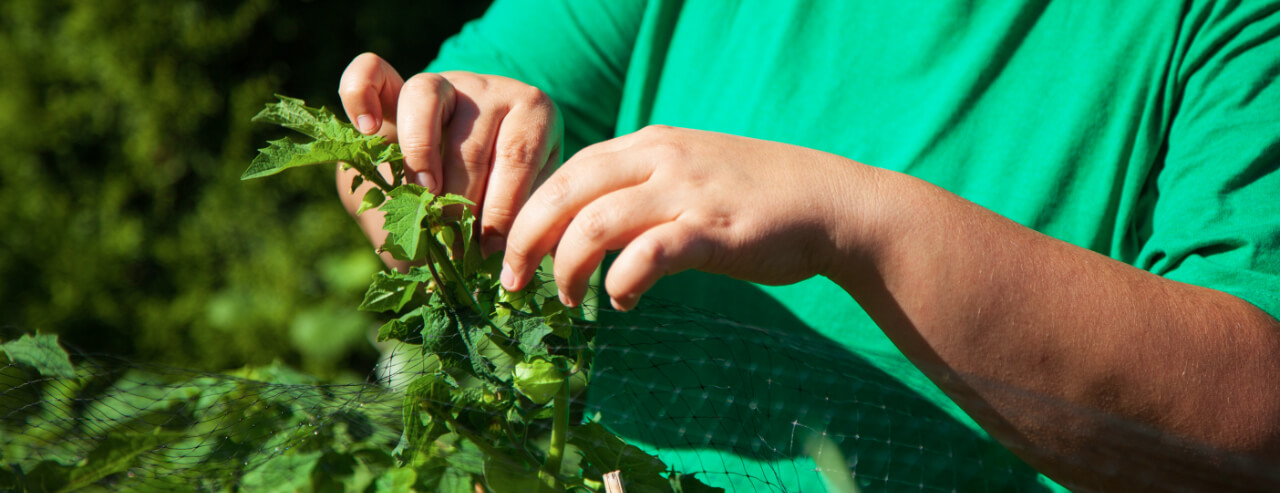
xmin=3 ymin=285 xmax=1278 ymax=492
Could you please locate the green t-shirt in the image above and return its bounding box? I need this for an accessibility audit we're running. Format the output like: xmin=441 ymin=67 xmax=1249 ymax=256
xmin=428 ymin=1 xmax=1280 ymax=490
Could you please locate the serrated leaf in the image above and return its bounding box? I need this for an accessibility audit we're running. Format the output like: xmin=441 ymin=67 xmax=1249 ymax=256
xmin=252 ymin=94 xmax=364 ymax=143
xmin=2 ymin=333 xmax=75 ymax=379
xmin=510 ymin=318 xmax=555 ymax=358
xmin=246 ymin=95 xmax=399 ymax=185
xmin=359 ymin=271 xmax=419 ymax=313
xmin=438 ymin=468 xmax=475 ymax=493
xmin=435 ymin=193 xmax=475 ymax=208
xmin=372 ymin=467 xmax=416 ymax=492
xmin=241 ymin=450 xmax=324 ymax=492
xmin=442 ymin=437 xmax=485 ymax=475
xmin=243 ymin=139 xmax=358 ymax=180
xmin=379 ymin=186 xmax=435 ymax=261
xmin=422 ymin=303 xmax=465 ymax=357
xmin=65 ymin=430 xmax=185 ymax=491
xmin=378 ymin=306 xmax=427 ymax=343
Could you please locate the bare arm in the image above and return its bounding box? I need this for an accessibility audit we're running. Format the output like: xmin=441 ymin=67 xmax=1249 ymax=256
xmin=826 ymin=168 xmax=1280 ymax=490
xmin=500 ymin=126 xmax=1280 ymax=490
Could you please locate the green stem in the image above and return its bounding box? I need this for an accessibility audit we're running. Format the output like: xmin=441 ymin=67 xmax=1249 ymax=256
xmin=537 ymin=367 xmax=570 ymax=492
xmin=421 ymin=222 xmax=480 ymax=311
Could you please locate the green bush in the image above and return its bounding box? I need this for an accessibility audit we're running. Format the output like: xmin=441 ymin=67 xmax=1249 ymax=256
xmin=0 ymin=0 xmax=491 ymax=378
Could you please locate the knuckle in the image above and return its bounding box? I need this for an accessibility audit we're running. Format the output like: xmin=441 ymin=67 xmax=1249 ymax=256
xmin=398 ymin=135 xmax=436 ymax=158
xmin=647 ymin=139 xmax=687 ymax=163
xmin=632 ymin=236 xmax=668 ymax=267
xmin=503 ymin=241 xmax=532 ymax=265
xmin=536 ymin=178 xmax=572 ymax=208
xmin=495 ymin=139 xmax=542 ymax=170
xmin=482 ymin=205 xmax=517 ymax=229
xmin=515 ymin=85 xmax=553 ymax=109
xmin=403 ymin=72 xmax=446 ymax=93
xmin=639 ymin=124 xmax=674 ymax=137
xmin=457 ymin=142 xmax=491 ymax=172
xmin=573 ymin=209 xmax=610 ymax=243
xmin=337 ymin=82 xmax=371 ymax=101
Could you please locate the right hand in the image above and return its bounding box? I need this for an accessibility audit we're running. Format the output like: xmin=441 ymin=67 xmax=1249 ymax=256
xmin=336 ymin=52 xmax=563 ymax=259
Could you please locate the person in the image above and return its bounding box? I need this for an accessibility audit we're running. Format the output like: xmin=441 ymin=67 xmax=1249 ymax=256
xmin=336 ymin=0 xmax=1280 ymax=490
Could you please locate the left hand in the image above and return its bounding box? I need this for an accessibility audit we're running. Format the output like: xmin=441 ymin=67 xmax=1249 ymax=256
xmin=500 ymin=125 xmax=880 ymax=310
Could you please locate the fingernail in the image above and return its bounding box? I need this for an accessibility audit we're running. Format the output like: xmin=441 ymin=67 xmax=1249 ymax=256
xmin=356 ymin=114 xmax=375 ymax=134
xmin=559 ymin=288 xmax=575 ymax=308
xmin=482 ymin=235 xmax=506 ymax=257
xmin=415 ymin=172 xmax=437 ymax=193
xmin=500 ymin=262 xmax=516 ymax=291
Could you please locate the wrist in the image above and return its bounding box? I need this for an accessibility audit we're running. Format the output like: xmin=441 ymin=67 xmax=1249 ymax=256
xmin=813 ymin=161 xmax=902 ymax=293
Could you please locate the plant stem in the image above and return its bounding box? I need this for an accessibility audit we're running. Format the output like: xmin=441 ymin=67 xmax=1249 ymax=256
xmin=421 ymin=222 xmax=481 ymax=311
xmin=537 ymin=366 xmax=571 ymax=492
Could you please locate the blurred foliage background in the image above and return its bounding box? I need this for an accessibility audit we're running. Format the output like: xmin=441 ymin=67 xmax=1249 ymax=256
xmin=0 ymin=0 xmax=491 ymax=380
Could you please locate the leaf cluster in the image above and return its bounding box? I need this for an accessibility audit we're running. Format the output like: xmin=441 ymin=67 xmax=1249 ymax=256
xmin=0 ymin=333 xmax=405 ymax=492
xmin=242 ymin=96 xmax=723 ymax=492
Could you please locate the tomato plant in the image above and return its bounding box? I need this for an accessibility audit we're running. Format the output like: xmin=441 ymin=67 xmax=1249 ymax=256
xmin=244 ymin=96 xmax=721 ymax=493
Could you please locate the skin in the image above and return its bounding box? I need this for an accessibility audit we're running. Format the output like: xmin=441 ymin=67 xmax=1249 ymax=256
xmin=338 ymin=57 xmax=1280 ymax=490
xmin=337 ymin=53 xmax=561 ymax=270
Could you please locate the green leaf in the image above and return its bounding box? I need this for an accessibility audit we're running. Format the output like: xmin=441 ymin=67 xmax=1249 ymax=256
xmin=243 ymin=138 xmax=371 ymax=180
xmin=64 ymin=429 xmax=184 ymax=492
xmin=378 ymin=306 xmax=427 ymax=343
xmin=245 ymin=95 xmax=400 ymax=183
xmin=2 ymin=333 xmax=75 ymax=379
xmin=438 ymin=467 xmax=475 ymax=493
xmin=510 ymin=318 xmax=555 ymax=358
xmin=442 ymin=439 xmax=485 ymax=475
xmin=357 ymin=188 xmax=386 ymax=215
xmin=399 ymin=374 xmax=453 ymax=466
xmin=571 ymin=422 xmax=670 ymax=487
xmin=252 ymin=95 xmax=362 ymax=142
xmin=379 ymin=186 xmax=435 ymax=261
xmin=422 ymin=303 xmax=466 ymax=357
xmin=360 ymin=271 xmax=420 ymax=313
xmin=482 ymin=454 xmax=540 ymax=493
xmin=373 ymin=467 xmax=416 ymax=492
xmin=435 ymin=193 xmax=475 ymax=208
xmin=240 ymin=450 xmax=325 ymax=492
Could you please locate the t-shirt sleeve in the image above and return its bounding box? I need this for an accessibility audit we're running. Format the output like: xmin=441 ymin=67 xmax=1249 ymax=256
xmin=1134 ymin=2 xmax=1280 ymax=320
xmin=425 ymin=0 xmax=646 ymax=154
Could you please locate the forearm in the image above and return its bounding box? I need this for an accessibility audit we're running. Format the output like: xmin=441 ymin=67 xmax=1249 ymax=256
xmin=825 ymin=167 xmax=1280 ymax=489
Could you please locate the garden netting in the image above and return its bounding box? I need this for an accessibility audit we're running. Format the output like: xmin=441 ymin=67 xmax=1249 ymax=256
xmin=2 ymin=285 xmax=1277 ymax=492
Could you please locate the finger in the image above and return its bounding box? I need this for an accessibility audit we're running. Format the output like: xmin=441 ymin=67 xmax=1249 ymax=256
xmin=338 ymin=53 xmax=404 ymax=136
xmin=398 ymin=73 xmax=456 ymax=193
xmin=501 ymin=148 xmax=654 ymax=292
xmin=480 ymin=96 xmax=558 ymax=257
xmin=552 ymin=185 xmax=672 ymax=307
xmin=604 ymin=220 xmax=713 ymax=311
xmin=441 ymin=90 xmax=502 ymax=208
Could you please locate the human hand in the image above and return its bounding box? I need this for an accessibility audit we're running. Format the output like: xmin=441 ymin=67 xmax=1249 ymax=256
xmin=337 ymin=53 xmax=563 ymax=256
xmin=500 ymin=125 xmax=882 ymax=311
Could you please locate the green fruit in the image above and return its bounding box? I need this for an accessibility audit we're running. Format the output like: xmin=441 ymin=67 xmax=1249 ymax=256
xmin=512 ymin=359 xmax=564 ymax=405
